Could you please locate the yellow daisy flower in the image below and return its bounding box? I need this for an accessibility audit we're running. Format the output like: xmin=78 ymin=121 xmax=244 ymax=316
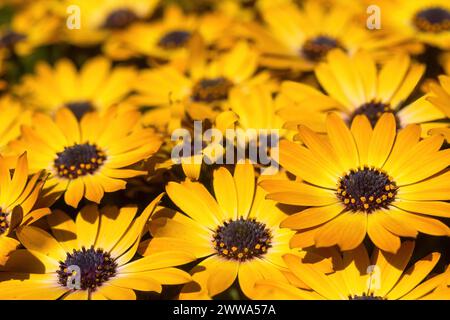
xmin=140 ymin=162 xmax=297 ymax=299
xmin=16 ymin=57 xmax=137 ymax=118
xmin=377 ymin=0 xmax=450 ymax=49
xmin=261 ymin=112 xmax=450 ymax=253
xmin=0 ymin=152 xmax=49 ymax=245
xmin=59 ymin=0 xmax=159 ymax=46
xmin=103 ymin=5 xmax=233 ymax=62
xmin=133 ymin=40 xmax=269 ymax=131
xmin=0 ymin=197 xmax=196 ymax=300
xmin=247 ymin=0 xmax=421 ymax=70
xmin=11 ymin=108 xmax=161 ymax=208
xmin=0 ymin=1 xmax=60 ymax=56
xmin=256 ymin=241 xmax=450 ymax=300
xmin=277 ymin=50 xmax=448 ymax=134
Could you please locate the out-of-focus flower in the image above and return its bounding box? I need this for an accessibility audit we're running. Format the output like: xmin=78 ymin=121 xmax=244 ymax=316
xmin=103 ymin=5 xmax=234 ymax=63
xmin=376 ymin=0 xmax=450 ymax=49
xmin=0 ymin=197 xmax=195 ymax=300
xmin=245 ymin=0 xmax=422 ymax=71
xmin=133 ymin=40 xmax=271 ymax=131
xmin=277 ymin=50 xmax=448 ymax=135
xmin=10 ymin=108 xmax=161 ymax=208
xmin=0 ymin=1 xmax=61 ymax=55
xmin=261 ymin=113 xmax=450 ymax=253
xmin=140 ymin=162 xmax=298 ymax=299
xmin=16 ymin=57 xmax=137 ymax=118
xmin=165 ymin=84 xmax=286 ymax=181
xmin=255 ymin=241 xmax=450 ymax=300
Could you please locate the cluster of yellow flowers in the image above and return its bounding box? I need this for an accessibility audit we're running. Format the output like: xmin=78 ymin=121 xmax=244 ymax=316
xmin=0 ymin=0 xmax=449 ymax=300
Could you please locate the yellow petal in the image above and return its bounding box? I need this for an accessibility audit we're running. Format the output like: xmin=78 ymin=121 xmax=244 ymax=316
xmin=326 ymin=113 xmax=359 ymax=170
xmin=96 ymin=206 xmax=137 ymax=253
xmin=350 ymin=115 xmax=372 ymax=165
xmin=207 ymin=257 xmax=239 ymax=297
xmin=76 ymin=204 xmax=100 ymax=249
xmin=367 ymin=213 xmax=401 ymax=253
xmin=118 ymin=251 xmax=196 ymax=273
xmin=16 ymin=226 xmax=66 ymax=261
xmin=55 ymin=108 xmax=81 ymax=145
xmin=108 ymin=274 xmax=162 ymax=293
xmin=393 ymin=200 xmax=450 ymax=218
xmin=278 ymin=140 xmax=337 ymax=188
xmin=64 ymin=178 xmax=84 ymax=208
xmin=372 ymin=241 xmax=414 ymax=297
xmin=283 ymin=253 xmax=344 ymax=299
xmin=367 ymin=113 xmax=396 ymax=168
xmin=82 ymin=175 xmax=104 ymax=204
xmin=314 ymin=212 xmax=367 ymax=251
xmin=233 ymin=162 xmax=255 ymax=218
xmin=8 ymin=153 xmax=29 ymax=205
xmin=97 ymin=284 xmax=136 ymax=300
xmin=281 ymin=203 xmax=344 ymax=230
xmin=47 ymin=209 xmax=78 ymax=252
xmin=166 ymin=181 xmax=221 ymax=229
xmin=110 ymin=194 xmax=163 ymax=258
xmin=387 ymin=252 xmax=440 ymax=299
xmin=213 ymin=167 xmax=238 ymax=220
xmin=261 ymin=180 xmax=337 ymax=206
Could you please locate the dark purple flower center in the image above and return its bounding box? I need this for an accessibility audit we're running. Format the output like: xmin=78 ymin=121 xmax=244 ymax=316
xmin=158 ymin=30 xmax=191 ymax=49
xmin=349 ymin=101 xmax=401 ymax=128
xmin=0 ymin=31 xmax=26 ymax=48
xmin=337 ymin=167 xmax=398 ymax=213
xmin=0 ymin=209 xmax=9 ymax=236
xmin=192 ymin=77 xmax=233 ymax=103
xmin=54 ymin=143 xmax=106 ymax=179
xmin=413 ymin=7 xmax=450 ymax=33
xmin=302 ymin=36 xmax=343 ymax=61
xmin=213 ymin=217 xmax=272 ymax=261
xmin=103 ymin=9 xmax=138 ymax=29
xmin=57 ymin=246 xmax=117 ymax=292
